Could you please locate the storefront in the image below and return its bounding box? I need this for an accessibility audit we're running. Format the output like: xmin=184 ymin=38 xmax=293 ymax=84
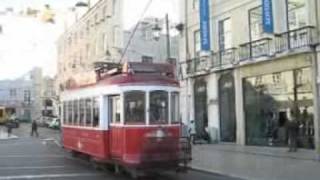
xmin=241 ymin=55 xmax=315 ymax=149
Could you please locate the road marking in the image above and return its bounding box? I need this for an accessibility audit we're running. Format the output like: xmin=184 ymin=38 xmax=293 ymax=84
xmin=0 ymin=155 xmax=64 ymax=158
xmin=0 ymin=165 xmax=66 ymax=170
xmin=0 ymin=173 xmax=103 ymax=179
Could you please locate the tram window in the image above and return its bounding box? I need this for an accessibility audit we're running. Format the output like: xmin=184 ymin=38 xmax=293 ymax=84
xmin=171 ymin=92 xmax=180 ymax=124
xmin=63 ymin=102 xmax=67 ymax=124
xmin=0 ymin=109 xmax=3 ymax=117
xmin=124 ymin=91 xmax=145 ymax=124
xmin=79 ymin=99 xmax=85 ymax=126
xmin=68 ymin=101 xmax=73 ymax=125
xmin=73 ymin=100 xmax=79 ymax=125
xmin=150 ymin=90 xmax=168 ymax=124
xmin=85 ymin=98 xmax=92 ymax=126
xmin=93 ymin=97 xmax=100 ymax=127
xmin=109 ymin=95 xmax=121 ymax=124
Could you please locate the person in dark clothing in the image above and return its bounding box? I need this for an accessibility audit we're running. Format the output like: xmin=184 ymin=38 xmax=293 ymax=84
xmin=287 ymin=110 xmax=299 ymax=152
xmin=31 ymin=120 xmax=39 ymax=137
xmin=6 ymin=122 xmax=12 ymax=137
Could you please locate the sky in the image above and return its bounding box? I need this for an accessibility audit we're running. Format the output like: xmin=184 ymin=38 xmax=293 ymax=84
xmin=0 ymin=0 xmax=180 ymax=80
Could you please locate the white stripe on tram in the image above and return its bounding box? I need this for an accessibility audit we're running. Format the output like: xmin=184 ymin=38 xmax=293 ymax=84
xmin=0 ymin=173 xmax=103 ymax=180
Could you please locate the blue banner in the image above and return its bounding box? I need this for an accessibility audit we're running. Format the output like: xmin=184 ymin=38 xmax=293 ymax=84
xmin=199 ymin=0 xmax=211 ymax=51
xmin=262 ymin=0 xmax=274 ymax=33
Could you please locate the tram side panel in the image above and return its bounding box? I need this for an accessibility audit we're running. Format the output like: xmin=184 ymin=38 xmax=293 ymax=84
xmin=63 ymin=127 xmax=111 ymax=160
xmin=110 ymin=126 xmax=181 ymax=169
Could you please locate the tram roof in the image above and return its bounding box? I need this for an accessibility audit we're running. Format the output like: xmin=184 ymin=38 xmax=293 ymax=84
xmin=65 ymin=62 xmax=179 ymax=91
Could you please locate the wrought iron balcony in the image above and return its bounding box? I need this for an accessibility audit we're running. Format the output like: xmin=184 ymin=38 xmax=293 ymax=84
xmin=215 ymin=48 xmax=238 ymax=67
xmin=185 ymin=56 xmax=212 ymax=75
xmin=239 ymin=37 xmax=272 ymax=60
xmin=275 ymin=26 xmax=317 ymax=53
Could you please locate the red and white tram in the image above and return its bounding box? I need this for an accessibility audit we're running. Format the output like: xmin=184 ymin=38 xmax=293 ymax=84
xmin=60 ymin=62 xmax=190 ymax=176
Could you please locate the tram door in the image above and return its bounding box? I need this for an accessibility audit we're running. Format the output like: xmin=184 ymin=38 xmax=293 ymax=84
xmin=219 ymin=73 xmax=236 ymax=142
xmin=194 ymin=79 xmax=208 ymax=137
xmin=108 ymin=95 xmax=123 ymax=158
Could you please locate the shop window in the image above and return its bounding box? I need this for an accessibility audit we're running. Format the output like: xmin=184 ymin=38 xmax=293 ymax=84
xmin=124 ymin=91 xmax=145 ymax=124
xmin=109 ymin=95 xmax=121 ymax=124
xmin=93 ymin=97 xmax=100 ymax=127
xmin=243 ymin=67 xmax=314 ymax=149
xmin=171 ymin=92 xmax=180 ymax=124
xmin=150 ymin=90 xmax=168 ymax=124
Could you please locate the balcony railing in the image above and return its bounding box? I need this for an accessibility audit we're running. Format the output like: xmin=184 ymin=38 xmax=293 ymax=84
xmin=275 ymin=26 xmax=316 ymax=53
xmin=181 ymin=26 xmax=318 ymax=77
xmin=185 ymin=56 xmax=212 ymax=74
xmin=239 ymin=37 xmax=272 ymax=60
xmin=217 ymin=48 xmax=237 ymax=67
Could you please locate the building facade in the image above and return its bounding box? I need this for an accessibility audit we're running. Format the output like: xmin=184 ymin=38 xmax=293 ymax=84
xmin=0 ymin=67 xmax=55 ymax=122
xmin=56 ymin=0 xmax=123 ymax=92
xmin=179 ymin=0 xmax=320 ymax=153
xmin=123 ymin=17 xmax=179 ymax=63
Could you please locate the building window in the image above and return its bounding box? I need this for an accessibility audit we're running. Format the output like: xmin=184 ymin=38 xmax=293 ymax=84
xmin=249 ymin=6 xmax=263 ymax=41
xmin=124 ymin=91 xmax=145 ymax=124
xmin=194 ymin=30 xmax=200 ymax=56
xmin=10 ymin=89 xmax=17 ymax=97
xmin=288 ymin=0 xmax=307 ymax=30
xmin=193 ymin=0 xmax=199 ymax=10
xmin=112 ymin=0 xmax=117 ymax=15
xmin=24 ymin=90 xmax=31 ymax=104
xmin=218 ymin=18 xmax=232 ymax=50
xmin=109 ymin=95 xmax=121 ymax=124
xmin=102 ymin=33 xmax=108 ymax=52
xmin=150 ymin=90 xmax=168 ymax=124
xmin=113 ymin=26 xmax=120 ymax=47
xmin=141 ymin=56 xmax=153 ymax=63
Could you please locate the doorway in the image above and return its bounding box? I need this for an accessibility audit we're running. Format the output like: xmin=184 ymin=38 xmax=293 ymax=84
xmin=219 ymin=73 xmax=236 ymax=142
xmin=194 ymin=78 xmax=208 ymax=137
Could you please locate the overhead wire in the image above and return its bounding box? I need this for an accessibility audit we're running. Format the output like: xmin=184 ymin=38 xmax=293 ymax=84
xmin=119 ymin=0 xmax=154 ymax=63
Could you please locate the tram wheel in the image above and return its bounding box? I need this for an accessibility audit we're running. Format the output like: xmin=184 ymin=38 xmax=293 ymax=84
xmin=71 ymin=150 xmax=79 ymax=157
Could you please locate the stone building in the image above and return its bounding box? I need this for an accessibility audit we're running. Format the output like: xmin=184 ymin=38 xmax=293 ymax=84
xmin=179 ymin=0 xmax=320 ymax=153
xmin=0 ymin=67 xmax=54 ymax=122
xmin=56 ymin=0 xmax=123 ymax=92
xmin=122 ymin=17 xmax=179 ymax=63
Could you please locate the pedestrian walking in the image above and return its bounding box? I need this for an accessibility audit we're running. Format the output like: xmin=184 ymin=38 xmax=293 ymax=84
xmin=6 ymin=121 xmax=12 ymax=137
xmin=286 ymin=109 xmax=299 ymax=152
xmin=31 ymin=120 xmax=39 ymax=137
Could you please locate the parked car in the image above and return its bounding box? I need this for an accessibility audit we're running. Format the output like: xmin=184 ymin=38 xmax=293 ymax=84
xmin=48 ymin=118 xmax=60 ymax=130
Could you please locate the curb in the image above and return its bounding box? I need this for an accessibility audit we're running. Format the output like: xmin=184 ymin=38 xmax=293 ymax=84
xmin=190 ymin=165 xmax=247 ymax=180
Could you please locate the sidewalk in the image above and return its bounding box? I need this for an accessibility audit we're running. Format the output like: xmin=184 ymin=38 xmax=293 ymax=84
xmin=191 ymin=144 xmax=320 ymax=180
xmin=0 ymin=128 xmax=18 ymax=140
